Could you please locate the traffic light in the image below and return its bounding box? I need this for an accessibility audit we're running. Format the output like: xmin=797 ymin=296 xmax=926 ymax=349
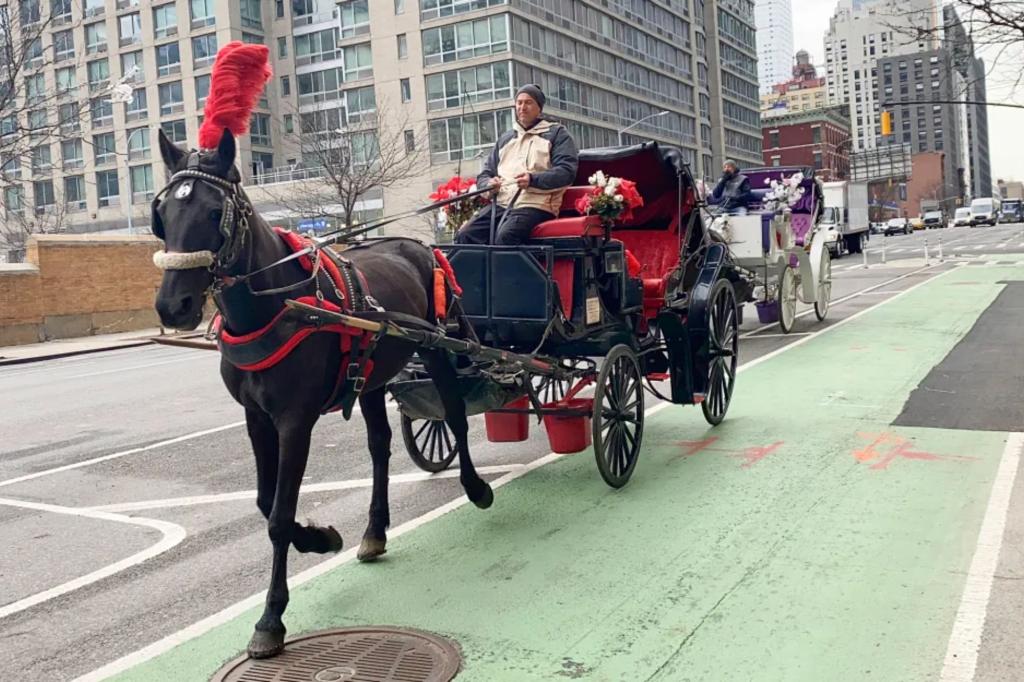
xmin=880 ymin=110 xmax=893 ymax=136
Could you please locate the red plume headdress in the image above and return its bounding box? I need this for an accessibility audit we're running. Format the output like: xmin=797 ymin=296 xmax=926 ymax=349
xmin=197 ymin=41 xmax=273 ymax=150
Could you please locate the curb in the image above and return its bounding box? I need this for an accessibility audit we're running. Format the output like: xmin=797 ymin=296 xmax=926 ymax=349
xmin=0 ymin=339 xmax=158 ymax=366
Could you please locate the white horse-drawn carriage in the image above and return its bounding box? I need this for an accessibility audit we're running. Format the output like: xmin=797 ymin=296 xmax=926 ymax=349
xmin=709 ymin=166 xmax=832 ymax=333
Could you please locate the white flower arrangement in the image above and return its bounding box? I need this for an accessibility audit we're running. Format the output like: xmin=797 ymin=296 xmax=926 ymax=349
xmin=762 ymin=172 xmax=807 ymax=213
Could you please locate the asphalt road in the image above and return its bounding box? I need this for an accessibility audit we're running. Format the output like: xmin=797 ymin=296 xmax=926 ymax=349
xmin=0 ymin=231 xmax=1019 ymax=679
xmin=835 ymin=220 xmax=1024 ymax=269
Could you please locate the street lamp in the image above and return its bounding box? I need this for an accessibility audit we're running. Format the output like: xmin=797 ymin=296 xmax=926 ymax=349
xmin=617 ymin=110 xmax=669 ymax=146
xmin=108 ymin=66 xmax=142 ymax=236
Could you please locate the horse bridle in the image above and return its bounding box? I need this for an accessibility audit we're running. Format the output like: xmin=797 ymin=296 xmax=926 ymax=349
xmin=151 ymin=154 xmax=252 ymax=273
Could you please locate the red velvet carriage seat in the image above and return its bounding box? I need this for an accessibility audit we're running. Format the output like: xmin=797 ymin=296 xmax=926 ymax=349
xmin=530 ymin=188 xmax=688 ymax=320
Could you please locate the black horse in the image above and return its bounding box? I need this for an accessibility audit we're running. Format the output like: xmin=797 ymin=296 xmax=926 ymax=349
xmin=152 ymin=128 xmax=493 ymax=658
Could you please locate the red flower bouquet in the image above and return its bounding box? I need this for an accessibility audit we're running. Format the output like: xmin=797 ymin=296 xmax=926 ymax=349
xmin=429 ymin=176 xmax=491 ymax=236
xmin=574 ymin=170 xmax=645 ymax=226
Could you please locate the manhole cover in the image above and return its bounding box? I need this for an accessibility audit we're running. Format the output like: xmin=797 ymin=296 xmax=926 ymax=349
xmin=211 ymin=627 xmax=462 ymax=682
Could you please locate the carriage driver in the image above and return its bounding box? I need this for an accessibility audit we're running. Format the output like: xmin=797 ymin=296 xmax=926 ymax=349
xmin=455 ymin=84 xmax=580 ymax=245
xmin=711 ymin=159 xmax=754 ymax=215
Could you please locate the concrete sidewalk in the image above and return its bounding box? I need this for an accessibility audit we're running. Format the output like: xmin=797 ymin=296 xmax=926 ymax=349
xmin=0 ymin=327 xmax=167 ymax=365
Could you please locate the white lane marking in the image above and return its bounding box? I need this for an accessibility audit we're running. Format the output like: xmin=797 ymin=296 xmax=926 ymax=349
xmin=741 ymin=263 xmax=942 ymax=338
xmin=63 ymin=355 xmax=218 ymax=381
xmin=88 ymin=464 xmax=526 ymax=513
xmin=0 ymin=497 xmax=187 ymax=620
xmin=859 ymin=290 xmax=906 ymax=295
xmin=973 ymin=244 xmax=985 ymax=250
xmin=0 ymin=421 xmax=247 ymax=490
xmin=74 ymin=264 xmax=960 ymax=682
xmin=940 ymin=433 xmax=1024 ymax=682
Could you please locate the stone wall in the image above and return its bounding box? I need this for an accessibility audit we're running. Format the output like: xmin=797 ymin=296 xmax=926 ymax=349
xmin=0 ymin=234 xmax=163 ymax=346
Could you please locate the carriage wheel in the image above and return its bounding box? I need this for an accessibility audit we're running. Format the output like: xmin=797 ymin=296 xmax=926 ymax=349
xmin=777 ymin=263 xmax=797 ymax=334
xmin=401 ymin=415 xmax=458 ymax=473
xmin=593 ymin=345 xmax=645 ymax=488
xmin=814 ymin=248 xmax=832 ymax=321
xmin=701 ymin=279 xmax=738 ymax=426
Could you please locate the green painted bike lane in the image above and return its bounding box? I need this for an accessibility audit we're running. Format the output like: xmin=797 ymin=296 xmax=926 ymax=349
xmin=112 ymin=263 xmax=1019 ymax=682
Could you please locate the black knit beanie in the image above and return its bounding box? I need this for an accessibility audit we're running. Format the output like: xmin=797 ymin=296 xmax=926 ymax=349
xmin=516 ymin=84 xmax=545 ymax=110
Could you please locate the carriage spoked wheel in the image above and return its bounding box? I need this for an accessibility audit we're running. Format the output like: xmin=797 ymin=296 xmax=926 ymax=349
xmin=593 ymin=345 xmax=645 ymax=488
xmin=401 ymin=416 xmax=458 ymax=473
xmin=814 ymin=248 xmax=832 ymax=321
xmin=777 ymin=263 xmax=798 ymax=334
xmin=701 ymin=279 xmax=739 ymax=426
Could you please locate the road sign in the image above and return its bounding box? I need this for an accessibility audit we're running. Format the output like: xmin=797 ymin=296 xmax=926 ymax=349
xmin=298 ymin=218 xmax=328 ymax=232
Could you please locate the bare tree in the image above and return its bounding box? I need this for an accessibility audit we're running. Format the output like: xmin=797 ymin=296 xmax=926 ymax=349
xmin=259 ymin=97 xmax=427 ymax=233
xmin=0 ymin=2 xmax=96 ymax=260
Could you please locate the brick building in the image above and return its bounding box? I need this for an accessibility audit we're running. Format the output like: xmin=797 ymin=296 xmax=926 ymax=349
xmin=761 ymin=105 xmax=850 ymax=180
xmin=760 ymin=49 xmax=826 ymax=118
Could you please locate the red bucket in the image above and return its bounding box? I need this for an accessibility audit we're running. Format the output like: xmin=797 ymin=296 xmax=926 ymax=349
xmin=542 ymin=398 xmax=593 ymax=454
xmin=484 ymin=396 xmax=529 ymax=442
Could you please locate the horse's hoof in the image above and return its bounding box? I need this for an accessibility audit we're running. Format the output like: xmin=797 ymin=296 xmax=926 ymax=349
xmin=471 ymin=483 xmax=494 ymax=510
xmin=248 ymin=629 xmax=285 ymax=659
xmin=357 ymin=537 xmax=387 ymax=562
xmin=323 ymin=525 xmax=344 ymax=553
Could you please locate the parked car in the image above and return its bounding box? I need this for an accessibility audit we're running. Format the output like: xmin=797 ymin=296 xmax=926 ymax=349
xmin=884 ymin=217 xmax=911 ymax=236
xmin=999 ymin=200 xmax=1022 ymax=224
xmin=923 ymin=210 xmax=945 ymax=228
xmin=953 ymin=207 xmax=974 ymax=227
xmin=910 ymin=216 xmax=925 ymax=230
xmin=869 ymin=221 xmax=886 ymax=234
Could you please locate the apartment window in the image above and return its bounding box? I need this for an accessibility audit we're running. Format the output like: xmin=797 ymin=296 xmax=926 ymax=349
xmin=83 ymin=26 xmax=109 ymax=58
xmin=276 ymin=0 xmax=284 ymax=18
xmin=20 ymin=0 xmax=41 ymax=25
xmin=25 ymin=74 xmax=45 ymax=104
xmin=251 ymin=152 xmax=273 ymax=178
xmin=240 ymin=0 xmax=262 ymax=28
xmin=91 ymin=97 xmax=113 ymax=126
xmin=345 ymin=86 xmax=376 ymax=122
xmin=55 ymin=67 xmax=77 ymax=95
xmin=420 ymin=0 xmax=506 ymax=21
xmin=1 ymin=155 xmax=22 ymax=179
xmin=422 ymin=15 xmax=509 ymax=65
xmin=127 ymin=127 xmax=150 ymax=160
xmin=117 ymin=0 xmax=141 ymax=8
xmin=127 ymin=89 xmax=148 ymax=121
xmin=400 ymin=78 xmax=411 ymax=102
xmin=284 ymin=114 xmax=293 ymax=133
xmin=192 ymin=34 xmax=218 ymax=69
xmin=161 ymin=119 xmax=187 ymax=143
xmin=195 ymin=74 xmax=210 ymax=105
xmin=119 ymin=13 xmax=142 ymax=46
xmin=154 ymin=3 xmax=178 ymax=38
xmin=395 ymin=0 xmax=405 ymax=12
xmin=339 ymin=0 xmax=370 ymax=39
xmin=428 ymin=109 xmax=513 ymax=163
xmin=813 ymin=152 xmax=822 ymax=170
xmin=343 ymin=43 xmax=373 ymax=81
xmin=404 ymin=129 xmax=414 ymax=152
xmin=119 ymin=52 xmax=143 ymax=84
xmin=297 ymin=67 xmax=344 ymax=103
xmin=242 ymin=32 xmax=263 ymax=45
xmin=64 ymin=175 xmax=86 ymax=209
xmin=61 ymin=138 xmax=84 ymax=169
xmin=87 ymin=59 xmax=110 ymax=92
xmin=159 ymin=81 xmax=184 ymax=115
xmin=397 ymin=34 xmax=408 ymax=59
xmin=157 ymin=43 xmax=181 ymax=76
xmin=31 ymin=145 xmax=52 ymax=173
xmin=300 ymin=32 xmax=345 ymax=69
xmin=58 ymin=102 xmax=81 ymax=131
xmin=96 ymin=169 xmax=120 ymax=207
xmin=34 ymin=181 xmax=55 ymax=212
xmin=277 ymin=36 xmax=288 ymax=58
xmin=190 ymin=0 xmax=214 ymax=28
xmin=768 ymin=131 xmax=779 ymax=148
xmin=53 ymin=29 xmax=74 ymax=61
xmin=250 ymin=113 xmax=271 ymax=146
xmin=84 ymin=0 xmax=103 ymax=16
xmin=52 ymin=0 xmax=72 ymax=23
xmin=281 ymin=75 xmax=290 ymax=96
xmin=94 ymin=132 xmax=116 ymax=165
xmin=130 ymin=164 xmax=154 ymax=202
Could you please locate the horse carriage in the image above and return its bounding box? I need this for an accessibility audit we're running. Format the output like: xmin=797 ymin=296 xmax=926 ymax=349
xmin=707 ymin=166 xmax=832 ymax=333
xmin=389 ymin=142 xmax=748 ymax=487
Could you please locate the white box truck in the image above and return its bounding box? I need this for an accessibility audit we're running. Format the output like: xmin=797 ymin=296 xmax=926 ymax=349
xmin=820 ymin=181 xmax=870 ymax=257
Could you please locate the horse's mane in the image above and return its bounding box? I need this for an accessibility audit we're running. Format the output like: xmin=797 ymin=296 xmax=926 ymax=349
xmin=198 ymin=42 xmax=272 ymax=149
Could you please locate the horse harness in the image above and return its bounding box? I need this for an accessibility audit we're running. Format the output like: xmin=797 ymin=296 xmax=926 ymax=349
xmin=151 ymin=154 xmax=390 ymax=419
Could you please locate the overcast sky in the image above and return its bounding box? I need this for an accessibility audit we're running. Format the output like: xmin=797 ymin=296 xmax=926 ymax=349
xmin=790 ymin=0 xmax=1024 ymax=187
